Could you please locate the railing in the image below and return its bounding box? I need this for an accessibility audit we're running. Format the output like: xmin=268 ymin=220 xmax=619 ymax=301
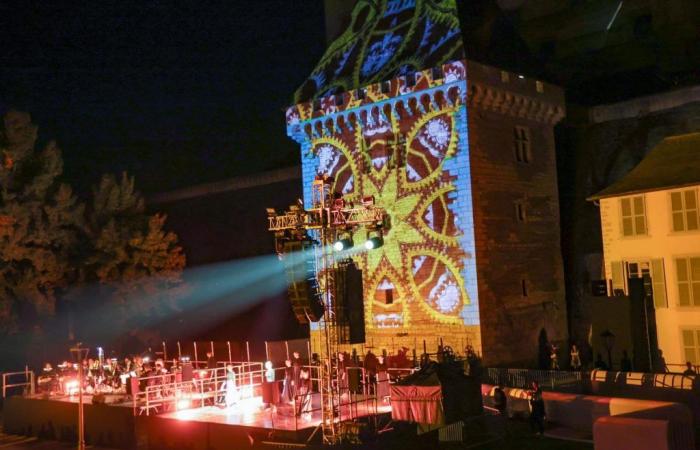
xmin=2 ymin=369 xmax=35 ymax=398
xmin=666 ymin=363 xmax=700 ymax=374
xmin=132 ymin=363 xmax=265 ymax=415
xmin=484 ymin=368 xmax=584 ymax=392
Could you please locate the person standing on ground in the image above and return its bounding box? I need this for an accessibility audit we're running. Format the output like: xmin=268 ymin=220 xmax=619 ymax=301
xmin=683 ymin=361 xmax=696 ymax=376
xmin=569 ymin=344 xmax=581 ymax=371
xmin=529 ymin=381 xmax=546 ymax=436
xmin=493 ymin=383 xmax=508 ymax=416
xmin=550 ymin=344 xmax=560 ymax=370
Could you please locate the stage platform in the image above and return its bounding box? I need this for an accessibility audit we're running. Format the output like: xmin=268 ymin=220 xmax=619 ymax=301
xmin=3 ymin=393 xmax=392 ymax=449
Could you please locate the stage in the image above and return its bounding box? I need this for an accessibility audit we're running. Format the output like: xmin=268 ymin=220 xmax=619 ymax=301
xmin=2 ymin=393 xmax=392 ymax=449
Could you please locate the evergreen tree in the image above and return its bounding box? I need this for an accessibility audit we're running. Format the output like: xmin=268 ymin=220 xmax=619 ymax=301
xmin=0 ymin=110 xmax=185 ymax=337
xmin=0 ymin=110 xmax=85 ymax=333
xmin=84 ymin=173 xmax=185 ymax=329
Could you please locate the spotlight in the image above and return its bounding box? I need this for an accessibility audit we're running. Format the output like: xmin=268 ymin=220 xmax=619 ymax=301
xmin=333 ymin=238 xmax=353 ymax=251
xmin=364 ymin=236 xmax=383 ymax=250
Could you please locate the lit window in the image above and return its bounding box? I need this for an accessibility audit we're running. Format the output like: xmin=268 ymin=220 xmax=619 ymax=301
xmin=515 ymin=201 xmax=527 ymax=222
xmin=670 ymin=189 xmax=699 ymax=232
xmin=514 ymin=126 xmax=531 ymax=163
xmin=536 ymin=81 xmax=544 ymax=93
xmin=500 ymin=71 xmax=510 ymax=83
xmin=682 ymin=329 xmax=700 ymax=364
xmin=675 ymin=256 xmax=700 ymax=306
xmin=620 ymin=196 xmax=647 ymax=236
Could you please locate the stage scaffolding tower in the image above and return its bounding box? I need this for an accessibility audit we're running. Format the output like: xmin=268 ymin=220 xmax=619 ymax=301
xmin=267 ymin=176 xmax=386 ymax=445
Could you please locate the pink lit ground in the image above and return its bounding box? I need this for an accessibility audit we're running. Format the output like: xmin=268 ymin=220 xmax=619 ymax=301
xmin=160 ymin=394 xmax=392 ymax=431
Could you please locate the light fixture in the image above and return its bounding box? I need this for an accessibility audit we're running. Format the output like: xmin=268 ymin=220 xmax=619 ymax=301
xmin=364 ymin=235 xmax=383 ymax=250
xmin=333 ymin=237 xmax=353 ymax=251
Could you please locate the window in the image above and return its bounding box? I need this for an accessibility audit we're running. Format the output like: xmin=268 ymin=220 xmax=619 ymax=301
xmin=536 ymin=81 xmax=544 ymax=93
xmin=620 ymin=195 xmax=647 ymax=236
xmin=670 ymin=189 xmax=699 ymax=232
xmin=515 ymin=201 xmax=527 ymax=222
xmin=500 ymin=70 xmax=510 ymax=83
xmin=384 ymin=288 xmax=394 ymax=305
xmin=682 ymin=329 xmax=700 ymax=364
xmin=609 ymin=259 xmax=666 ymax=306
xmin=675 ymin=256 xmax=700 ymax=306
xmin=651 ymin=259 xmax=668 ymax=308
xmin=514 ymin=126 xmax=531 ymax=163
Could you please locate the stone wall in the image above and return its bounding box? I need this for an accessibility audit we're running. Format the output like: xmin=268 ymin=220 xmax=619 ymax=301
xmin=466 ymin=61 xmax=568 ymax=367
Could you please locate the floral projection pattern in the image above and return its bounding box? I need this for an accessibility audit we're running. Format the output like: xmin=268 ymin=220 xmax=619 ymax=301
xmin=287 ymin=61 xmax=478 ymax=331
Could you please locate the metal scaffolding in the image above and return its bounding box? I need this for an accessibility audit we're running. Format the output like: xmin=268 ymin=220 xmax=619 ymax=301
xmin=267 ymin=175 xmax=386 ymax=444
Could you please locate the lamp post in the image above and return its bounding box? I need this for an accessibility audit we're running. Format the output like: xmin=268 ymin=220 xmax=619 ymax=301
xmin=70 ymin=343 xmax=89 ymax=450
xmin=601 ymin=330 xmax=615 ymax=370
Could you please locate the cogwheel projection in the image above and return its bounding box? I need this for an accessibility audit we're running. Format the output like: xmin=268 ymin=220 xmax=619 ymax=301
xmin=286 ymin=0 xmax=480 ymax=348
xmin=287 ymin=60 xmax=480 ymax=339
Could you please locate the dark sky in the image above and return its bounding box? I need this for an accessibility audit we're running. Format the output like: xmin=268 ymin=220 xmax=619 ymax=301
xmin=0 ymin=1 xmax=326 ymax=195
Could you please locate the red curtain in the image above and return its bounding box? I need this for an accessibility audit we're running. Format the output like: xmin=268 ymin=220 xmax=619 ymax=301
xmin=390 ymin=385 xmax=444 ymax=425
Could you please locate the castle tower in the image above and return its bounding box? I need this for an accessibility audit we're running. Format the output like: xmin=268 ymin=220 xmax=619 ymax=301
xmin=285 ymin=0 xmax=567 ymax=366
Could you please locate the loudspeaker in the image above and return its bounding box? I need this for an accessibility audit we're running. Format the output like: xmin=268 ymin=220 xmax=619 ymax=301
xmin=283 ymin=240 xmax=324 ymax=323
xmin=335 ymin=261 xmax=365 ymax=344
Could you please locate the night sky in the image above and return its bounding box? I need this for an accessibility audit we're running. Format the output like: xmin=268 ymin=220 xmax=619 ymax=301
xmin=0 ymin=1 xmax=326 ymax=195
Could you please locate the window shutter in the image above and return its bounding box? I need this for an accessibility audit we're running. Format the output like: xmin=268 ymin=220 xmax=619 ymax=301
xmin=611 ymin=261 xmax=625 ymax=295
xmin=651 ymin=259 xmax=667 ymax=308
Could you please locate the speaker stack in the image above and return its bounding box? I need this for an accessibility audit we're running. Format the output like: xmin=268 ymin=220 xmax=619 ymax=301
xmin=282 ymin=240 xmax=324 ymax=323
xmin=334 ymin=261 xmax=365 ymax=344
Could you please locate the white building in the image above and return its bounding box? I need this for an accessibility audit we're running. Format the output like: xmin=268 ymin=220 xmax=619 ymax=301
xmin=590 ymin=132 xmax=700 ymax=367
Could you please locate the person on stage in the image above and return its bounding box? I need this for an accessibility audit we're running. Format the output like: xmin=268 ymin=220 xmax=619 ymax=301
xmin=295 ymin=367 xmax=312 ymax=420
xmin=282 ymin=359 xmax=294 ymax=403
xmin=376 ymin=355 xmax=390 ymax=402
xmin=224 ymin=364 xmax=238 ymax=407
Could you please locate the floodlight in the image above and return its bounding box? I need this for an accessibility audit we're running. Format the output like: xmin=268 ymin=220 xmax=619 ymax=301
xmin=364 ymin=236 xmax=384 ymax=250
xmin=333 ymin=238 xmax=353 ymax=251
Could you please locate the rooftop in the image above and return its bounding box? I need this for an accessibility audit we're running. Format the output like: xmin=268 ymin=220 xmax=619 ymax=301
xmin=588 ymin=132 xmax=700 ymax=200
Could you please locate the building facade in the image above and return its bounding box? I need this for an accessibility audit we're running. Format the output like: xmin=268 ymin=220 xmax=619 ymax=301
xmin=284 ymin=0 xmax=567 ymax=366
xmin=591 ymin=132 xmax=700 ymax=367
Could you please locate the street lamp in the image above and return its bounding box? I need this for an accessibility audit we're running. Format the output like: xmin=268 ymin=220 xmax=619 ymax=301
xmin=70 ymin=343 xmax=89 ymax=450
xmin=600 ymin=330 xmax=615 ymax=370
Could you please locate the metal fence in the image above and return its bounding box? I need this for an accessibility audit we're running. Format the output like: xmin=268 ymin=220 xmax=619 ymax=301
xmin=2 ymin=369 xmax=35 ymax=398
xmin=484 ymin=368 xmax=585 ymax=392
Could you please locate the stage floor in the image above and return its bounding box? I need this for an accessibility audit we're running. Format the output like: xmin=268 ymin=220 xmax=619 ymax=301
xmin=161 ymin=394 xmax=392 ymax=431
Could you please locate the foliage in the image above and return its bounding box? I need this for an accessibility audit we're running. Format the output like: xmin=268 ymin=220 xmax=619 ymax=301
xmin=0 ymin=110 xmax=185 ymax=335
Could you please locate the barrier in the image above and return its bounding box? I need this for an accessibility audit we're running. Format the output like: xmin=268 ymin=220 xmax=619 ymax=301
xmin=2 ymin=369 xmax=34 ymax=398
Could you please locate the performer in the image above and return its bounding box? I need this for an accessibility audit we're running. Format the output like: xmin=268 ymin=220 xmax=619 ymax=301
xmin=282 ymin=359 xmax=294 ymax=403
xmin=291 ymin=351 xmax=302 ymax=389
xmin=262 ymin=361 xmax=276 ymax=409
xmin=224 ymin=364 xmax=238 ymax=407
xmin=295 ymin=367 xmax=312 ymax=419
xmin=336 ymin=352 xmax=348 ymax=395
xmin=376 ymin=355 xmax=390 ymax=401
